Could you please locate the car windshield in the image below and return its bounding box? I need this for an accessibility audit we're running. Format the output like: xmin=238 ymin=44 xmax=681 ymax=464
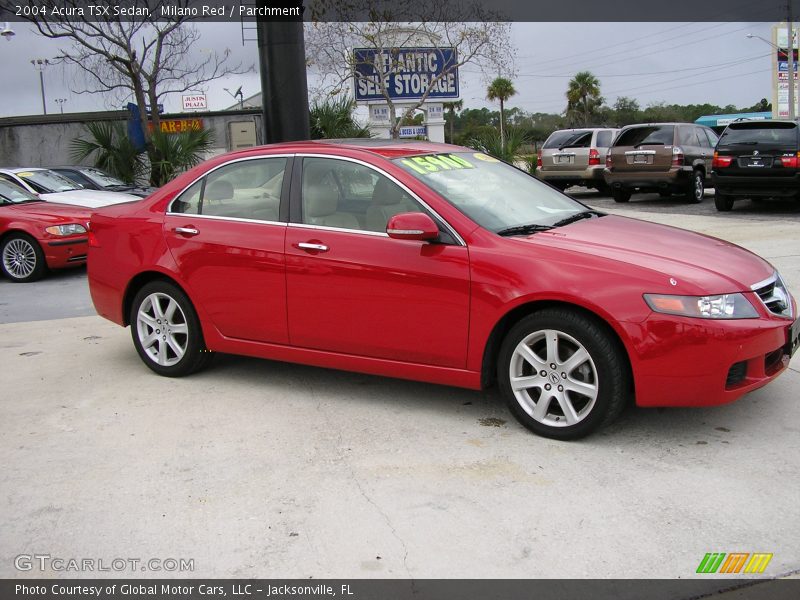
xmin=16 ymin=170 xmax=82 ymax=193
xmin=393 ymin=152 xmax=588 ymax=233
xmin=615 ymin=125 xmax=675 ymax=147
xmin=0 ymin=180 xmax=40 ymax=204
xmin=80 ymin=168 xmax=127 ymax=187
xmin=719 ymin=123 xmax=798 ymax=146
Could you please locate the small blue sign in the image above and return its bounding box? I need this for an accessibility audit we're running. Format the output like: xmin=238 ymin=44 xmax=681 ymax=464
xmin=353 ymin=47 xmax=459 ymax=102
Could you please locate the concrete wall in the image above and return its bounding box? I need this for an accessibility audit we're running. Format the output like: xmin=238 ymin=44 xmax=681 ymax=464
xmin=0 ymin=109 xmax=264 ymax=168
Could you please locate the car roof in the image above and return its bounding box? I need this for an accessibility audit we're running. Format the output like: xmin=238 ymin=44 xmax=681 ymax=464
xmin=218 ymin=139 xmax=469 ymax=160
xmin=0 ymin=167 xmax=47 ymax=174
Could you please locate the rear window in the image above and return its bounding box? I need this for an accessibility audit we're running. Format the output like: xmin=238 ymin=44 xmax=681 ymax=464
xmin=614 ymin=125 xmax=675 ymax=147
xmin=718 ymin=122 xmax=798 ymax=146
xmin=543 ymin=130 xmax=592 ymax=149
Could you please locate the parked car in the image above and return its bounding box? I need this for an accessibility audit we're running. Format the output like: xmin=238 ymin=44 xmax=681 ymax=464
xmin=49 ymin=166 xmax=157 ymax=198
xmin=535 ymin=127 xmax=618 ymax=192
xmin=0 ymin=179 xmax=91 ymax=282
xmin=604 ymin=123 xmax=719 ymax=203
xmin=712 ymin=120 xmax=800 ymax=211
xmin=87 ymin=140 xmax=797 ymax=440
xmin=0 ymin=168 xmax=140 ymax=208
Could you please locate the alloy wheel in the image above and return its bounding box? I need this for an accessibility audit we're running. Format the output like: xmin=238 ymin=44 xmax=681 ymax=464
xmin=136 ymin=292 xmax=189 ymax=367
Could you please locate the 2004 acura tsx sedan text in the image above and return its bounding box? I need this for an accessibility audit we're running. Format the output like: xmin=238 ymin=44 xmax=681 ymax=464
xmin=87 ymin=140 xmax=799 ymax=439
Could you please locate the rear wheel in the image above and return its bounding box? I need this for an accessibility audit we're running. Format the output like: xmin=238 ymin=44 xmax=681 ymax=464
xmin=130 ymin=280 xmax=214 ymax=377
xmin=497 ymin=309 xmax=628 ymax=440
xmin=611 ymin=188 xmax=631 ymax=203
xmin=714 ymin=193 xmax=734 ymax=212
xmin=1 ymin=233 xmax=46 ymax=282
xmin=686 ymin=170 xmax=704 ymax=203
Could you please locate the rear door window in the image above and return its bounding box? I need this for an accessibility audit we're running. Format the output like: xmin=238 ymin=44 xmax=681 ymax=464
xmin=595 ymin=130 xmax=614 ymax=148
xmin=677 ymin=126 xmax=700 ymax=147
xmin=615 ymin=125 xmax=675 ymax=147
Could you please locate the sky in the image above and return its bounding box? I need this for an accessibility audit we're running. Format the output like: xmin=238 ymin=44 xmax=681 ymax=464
xmin=0 ymin=21 xmax=780 ymax=119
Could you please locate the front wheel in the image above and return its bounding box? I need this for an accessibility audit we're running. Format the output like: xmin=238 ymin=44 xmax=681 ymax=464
xmin=686 ymin=170 xmax=704 ymax=203
xmin=130 ymin=280 xmax=214 ymax=377
xmin=611 ymin=188 xmax=631 ymax=203
xmin=497 ymin=309 xmax=628 ymax=440
xmin=714 ymin=193 xmax=734 ymax=212
xmin=1 ymin=233 xmax=46 ymax=282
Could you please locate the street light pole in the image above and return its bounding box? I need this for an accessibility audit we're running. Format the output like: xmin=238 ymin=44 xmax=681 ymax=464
xmin=55 ymin=98 xmax=67 ymax=114
xmin=31 ymin=59 xmax=50 ymax=115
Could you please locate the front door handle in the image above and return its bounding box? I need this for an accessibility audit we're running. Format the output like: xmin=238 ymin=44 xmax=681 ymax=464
xmin=174 ymin=227 xmax=199 ymax=236
xmin=297 ymin=242 xmax=329 ymax=252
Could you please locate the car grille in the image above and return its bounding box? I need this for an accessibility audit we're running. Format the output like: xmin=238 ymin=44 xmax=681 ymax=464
xmin=751 ymin=273 xmax=793 ymax=318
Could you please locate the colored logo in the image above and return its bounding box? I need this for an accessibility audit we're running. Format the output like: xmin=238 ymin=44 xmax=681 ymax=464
xmin=696 ymin=552 xmax=773 ymax=574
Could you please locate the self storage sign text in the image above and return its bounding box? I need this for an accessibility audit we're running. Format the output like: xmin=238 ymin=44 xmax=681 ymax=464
xmin=353 ymin=47 xmax=459 ymax=101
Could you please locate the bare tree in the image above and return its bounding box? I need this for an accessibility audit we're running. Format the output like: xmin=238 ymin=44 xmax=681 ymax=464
xmin=18 ymin=0 xmax=251 ymax=181
xmin=306 ymin=0 xmax=515 ymax=139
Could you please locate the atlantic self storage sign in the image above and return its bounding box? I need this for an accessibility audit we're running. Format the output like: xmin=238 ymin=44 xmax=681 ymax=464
xmin=353 ymin=47 xmax=459 ymax=102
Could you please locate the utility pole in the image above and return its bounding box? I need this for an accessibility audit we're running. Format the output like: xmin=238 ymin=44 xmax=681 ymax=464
xmin=789 ymin=2 xmax=796 ymax=119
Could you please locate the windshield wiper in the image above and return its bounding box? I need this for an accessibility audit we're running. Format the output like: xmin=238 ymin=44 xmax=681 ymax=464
xmin=496 ymin=223 xmax=554 ymax=237
xmin=551 ymin=210 xmax=604 ymax=228
xmin=634 ymin=142 xmax=665 ymax=148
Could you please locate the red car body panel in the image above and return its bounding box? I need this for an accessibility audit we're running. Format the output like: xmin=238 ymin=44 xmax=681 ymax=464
xmin=1 ymin=202 xmax=92 ymax=270
xmin=87 ymin=141 xmax=796 ymax=408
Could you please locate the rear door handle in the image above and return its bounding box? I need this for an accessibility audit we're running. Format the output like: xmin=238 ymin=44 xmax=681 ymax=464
xmin=297 ymin=242 xmax=329 ymax=252
xmin=174 ymin=227 xmax=199 ymax=236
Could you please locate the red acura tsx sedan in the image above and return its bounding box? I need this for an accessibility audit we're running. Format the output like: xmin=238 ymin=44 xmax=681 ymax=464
xmin=87 ymin=140 xmax=799 ymax=439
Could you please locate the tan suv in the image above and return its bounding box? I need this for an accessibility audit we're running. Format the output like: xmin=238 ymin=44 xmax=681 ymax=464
xmin=604 ymin=123 xmax=718 ymax=203
xmin=535 ymin=128 xmax=619 ymax=192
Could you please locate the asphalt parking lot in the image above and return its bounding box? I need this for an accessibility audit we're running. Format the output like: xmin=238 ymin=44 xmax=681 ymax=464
xmin=1 ymin=191 xmax=799 ymax=584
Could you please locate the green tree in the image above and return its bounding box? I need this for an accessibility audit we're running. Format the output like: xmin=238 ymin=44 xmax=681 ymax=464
xmin=487 ymin=77 xmax=517 ymax=151
xmin=612 ymin=96 xmax=641 ymax=126
xmin=309 ymin=97 xmax=370 ymax=139
xmin=443 ymin=99 xmax=464 ymax=143
xmin=566 ymin=71 xmax=602 ymax=126
xmin=70 ymin=121 xmax=146 ymax=184
xmin=148 ymin=127 xmax=215 ymax=186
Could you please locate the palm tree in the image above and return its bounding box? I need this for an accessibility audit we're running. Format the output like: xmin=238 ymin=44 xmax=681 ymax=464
xmin=486 ymin=77 xmax=517 ymax=151
xmin=148 ymin=127 xmax=215 ymax=186
xmin=566 ymin=71 xmax=602 ymax=127
xmin=443 ymin=99 xmax=464 ymax=143
xmin=70 ymin=121 xmax=146 ymax=184
xmin=309 ymin=97 xmax=370 ymax=139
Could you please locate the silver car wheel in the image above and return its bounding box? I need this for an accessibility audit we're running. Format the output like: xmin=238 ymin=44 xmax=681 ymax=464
xmin=509 ymin=329 xmax=599 ymax=427
xmin=136 ymin=292 xmax=189 ymax=367
xmin=694 ymin=173 xmax=704 ymax=201
xmin=2 ymin=237 xmax=37 ymax=279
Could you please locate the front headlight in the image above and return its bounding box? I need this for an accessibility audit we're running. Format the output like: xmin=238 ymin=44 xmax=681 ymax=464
xmin=45 ymin=224 xmax=87 ymax=236
xmin=644 ymin=293 xmax=758 ymax=319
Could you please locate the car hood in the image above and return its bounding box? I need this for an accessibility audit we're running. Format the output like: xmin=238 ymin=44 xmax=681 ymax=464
xmin=40 ymin=189 xmax=140 ymax=208
xmin=523 ymin=215 xmax=775 ymax=294
xmin=5 ymin=202 xmax=92 ymax=223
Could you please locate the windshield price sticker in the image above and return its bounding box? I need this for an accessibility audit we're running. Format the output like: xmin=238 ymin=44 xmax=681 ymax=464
xmin=401 ymin=154 xmax=475 ymax=175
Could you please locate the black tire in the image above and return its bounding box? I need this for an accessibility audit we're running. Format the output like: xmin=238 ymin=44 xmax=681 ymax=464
xmin=714 ymin=193 xmax=734 ymax=212
xmin=611 ymin=188 xmax=631 ymax=203
xmin=497 ymin=309 xmax=629 ymax=440
xmin=686 ymin=170 xmax=704 ymax=203
xmin=130 ymin=280 xmax=214 ymax=377
xmin=1 ymin=232 xmax=46 ymax=282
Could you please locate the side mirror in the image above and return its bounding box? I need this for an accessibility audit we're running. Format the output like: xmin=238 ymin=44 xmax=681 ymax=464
xmin=386 ymin=212 xmax=439 ymax=241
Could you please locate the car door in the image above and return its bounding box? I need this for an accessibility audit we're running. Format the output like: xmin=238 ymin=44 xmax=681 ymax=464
xmin=163 ymin=155 xmax=291 ymax=344
xmin=284 ymin=155 xmax=470 ymax=368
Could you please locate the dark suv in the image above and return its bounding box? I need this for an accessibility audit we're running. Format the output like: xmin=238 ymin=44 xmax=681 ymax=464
xmin=711 ymin=120 xmax=800 ymax=211
xmin=604 ymin=123 xmax=718 ymax=203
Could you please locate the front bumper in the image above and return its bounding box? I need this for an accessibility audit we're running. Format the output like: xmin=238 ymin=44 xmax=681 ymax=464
xmin=604 ymin=166 xmax=693 ymax=191
xmin=41 ymin=236 xmax=88 ymax=270
xmin=712 ymin=172 xmax=800 ymax=198
xmin=621 ymin=302 xmax=795 ymax=407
